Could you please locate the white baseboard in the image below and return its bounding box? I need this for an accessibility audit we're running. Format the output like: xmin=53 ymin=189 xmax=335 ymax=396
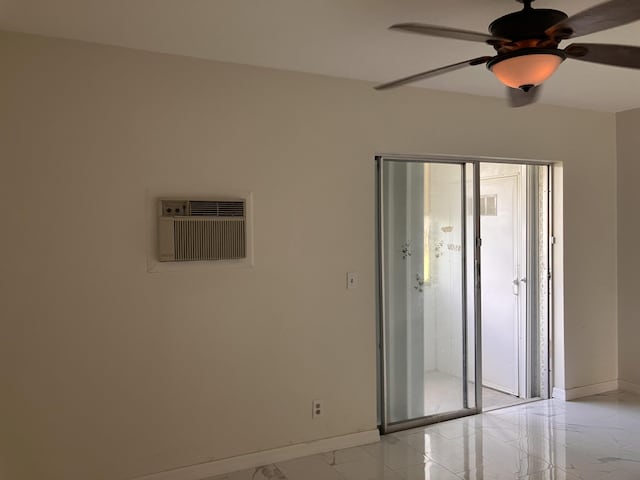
xmin=619 ymin=380 xmax=640 ymax=395
xmin=552 ymin=387 xmax=566 ymax=400
xmin=553 ymin=380 xmax=619 ymax=401
xmin=132 ymin=429 xmax=380 ymax=480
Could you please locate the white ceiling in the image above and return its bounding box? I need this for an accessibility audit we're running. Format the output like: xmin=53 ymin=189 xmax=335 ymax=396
xmin=1 ymin=0 xmax=639 ymax=112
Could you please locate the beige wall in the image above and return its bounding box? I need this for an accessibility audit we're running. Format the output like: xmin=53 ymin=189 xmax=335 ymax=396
xmin=0 ymin=31 xmax=618 ymax=480
xmin=617 ymin=108 xmax=640 ymax=387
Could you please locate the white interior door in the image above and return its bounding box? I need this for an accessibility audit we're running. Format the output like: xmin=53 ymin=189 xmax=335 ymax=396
xmin=481 ymin=175 xmax=520 ymax=396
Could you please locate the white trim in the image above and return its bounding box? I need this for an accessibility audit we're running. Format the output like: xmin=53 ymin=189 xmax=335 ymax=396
xmin=553 ymin=380 xmax=618 ymax=401
xmin=552 ymin=387 xmax=566 ymax=400
xmin=619 ymin=380 xmax=640 ymax=395
xmin=131 ymin=429 xmax=380 ymax=480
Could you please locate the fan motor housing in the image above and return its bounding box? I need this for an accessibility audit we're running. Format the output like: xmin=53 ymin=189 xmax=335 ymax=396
xmin=489 ymin=8 xmax=568 ymax=41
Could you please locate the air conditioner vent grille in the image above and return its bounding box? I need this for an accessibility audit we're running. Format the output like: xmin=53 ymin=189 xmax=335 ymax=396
xmin=174 ymin=218 xmax=245 ymax=261
xmin=189 ymin=200 xmax=245 ymax=217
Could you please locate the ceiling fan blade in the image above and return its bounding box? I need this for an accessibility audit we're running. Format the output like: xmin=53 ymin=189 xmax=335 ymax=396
xmin=374 ymin=56 xmax=493 ymax=90
xmin=507 ymin=86 xmax=541 ymax=108
xmin=565 ymin=43 xmax=640 ymax=69
xmin=390 ymin=23 xmax=506 ymax=44
xmin=546 ymin=0 xmax=640 ymax=40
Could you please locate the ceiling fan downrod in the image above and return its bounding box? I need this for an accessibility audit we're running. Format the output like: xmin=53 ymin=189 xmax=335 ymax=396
xmin=518 ymin=0 xmax=534 ymax=8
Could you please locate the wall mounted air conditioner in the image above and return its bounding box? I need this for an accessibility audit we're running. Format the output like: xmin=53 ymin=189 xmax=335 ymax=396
xmin=157 ymin=198 xmax=246 ymax=262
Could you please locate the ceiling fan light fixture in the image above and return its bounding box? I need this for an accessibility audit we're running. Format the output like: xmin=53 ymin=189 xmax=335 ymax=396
xmin=487 ymin=49 xmax=567 ymax=89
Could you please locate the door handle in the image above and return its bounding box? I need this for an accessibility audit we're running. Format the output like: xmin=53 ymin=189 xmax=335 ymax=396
xmin=512 ymin=279 xmax=519 ymax=295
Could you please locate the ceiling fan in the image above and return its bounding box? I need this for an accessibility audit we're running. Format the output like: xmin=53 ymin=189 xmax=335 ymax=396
xmin=375 ymin=0 xmax=640 ymax=106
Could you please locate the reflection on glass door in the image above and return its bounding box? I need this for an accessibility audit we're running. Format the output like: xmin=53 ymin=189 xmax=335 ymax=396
xmin=379 ymin=159 xmax=478 ymax=432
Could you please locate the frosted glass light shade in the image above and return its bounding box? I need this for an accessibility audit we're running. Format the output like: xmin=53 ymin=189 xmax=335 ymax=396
xmin=488 ymin=50 xmax=566 ymax=89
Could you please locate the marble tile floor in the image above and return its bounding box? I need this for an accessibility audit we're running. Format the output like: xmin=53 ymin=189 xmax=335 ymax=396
xmin=483 ymin=386 xmax=529 ymax=411
xmin=208 ymin=390 xmax=640 ymax=480
xmin=422 ymin=371 xmax=529 ymax=415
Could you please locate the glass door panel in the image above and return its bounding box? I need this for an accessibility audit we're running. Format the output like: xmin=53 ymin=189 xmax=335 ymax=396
xmin=380 ymin=159 xmax=477 ymax=431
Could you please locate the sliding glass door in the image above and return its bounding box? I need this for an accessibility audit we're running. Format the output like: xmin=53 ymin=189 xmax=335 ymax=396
xmin=378 ymin=158 xmax=479 ymax=432
xmin=377 ymin=156 xmax=552 ymax=433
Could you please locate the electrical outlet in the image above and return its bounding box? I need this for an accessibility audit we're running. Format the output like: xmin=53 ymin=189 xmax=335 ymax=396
xmin=312 ymin=399 xmax=323 ymax=418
